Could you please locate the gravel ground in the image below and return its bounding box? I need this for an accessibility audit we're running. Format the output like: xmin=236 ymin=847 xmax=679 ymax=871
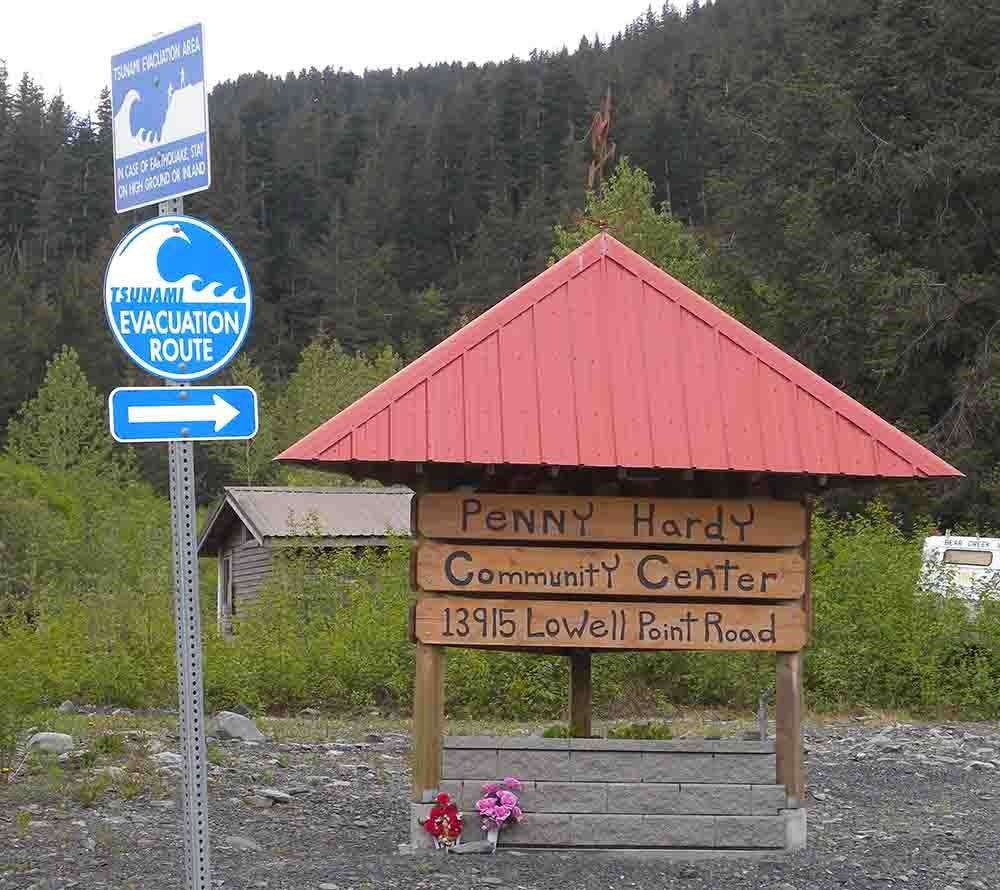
xmin=1 ymin=714 xmax=998 ymax=890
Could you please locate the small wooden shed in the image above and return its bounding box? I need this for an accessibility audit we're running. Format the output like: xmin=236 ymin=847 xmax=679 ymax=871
xmin=198 ymin=486 xmax=412 ymax=634
xmin=276 ymin=232 xmax=960 ymax=853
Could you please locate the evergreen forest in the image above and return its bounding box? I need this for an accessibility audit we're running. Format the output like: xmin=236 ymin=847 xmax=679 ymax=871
xmin=5 ymin=0 xmax=1000 ymax=725
xmin=2 ymin=0 xmax=999 ymax=528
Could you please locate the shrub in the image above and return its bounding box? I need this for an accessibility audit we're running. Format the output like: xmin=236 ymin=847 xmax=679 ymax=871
xmin=93 ymin=733 xmax=125 ymax=756
xmin=541 ymin=721 xmax=673 ymax=739
xmin=75 ymin=774 xmax=111 ymax=807
xmin=542 ymin=725 xmax=571 ymax=738
xmin=3 ymin=466 xmax=1000 ymax=722
xmin=607 ymin=721 xmax=674 ymax=740
xmin=205 ymin=541 xmax=416 ymax=713
xmin=806 ymin=503 xmax=1000 ymax=716
xmin=0 ymin=616 xmax=46 ymax=779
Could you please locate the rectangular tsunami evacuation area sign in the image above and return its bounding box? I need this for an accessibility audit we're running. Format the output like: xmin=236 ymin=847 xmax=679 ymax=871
xmin=111 ymin=23 xmax=210 ymax=212
xmin=109 ymin=386 xmax=258 ymax=443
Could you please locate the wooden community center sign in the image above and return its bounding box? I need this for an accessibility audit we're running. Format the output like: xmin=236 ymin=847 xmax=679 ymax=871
xmin=276 ymin=232 xmax=964 ymax=833
xmin=411 ymin=494 xmax=808 ymax=654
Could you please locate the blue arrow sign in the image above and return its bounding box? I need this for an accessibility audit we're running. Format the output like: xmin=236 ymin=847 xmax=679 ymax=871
xmin=109 ymin=386 xmax=258 ymax=443
xmin=111 ymin=23 xmax=210 ymax=212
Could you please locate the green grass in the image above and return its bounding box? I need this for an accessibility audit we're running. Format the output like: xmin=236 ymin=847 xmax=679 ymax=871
xmin=38 ymin=711 xmax=174 ymax=740
xmin=93 ymin=732 xmax=126 ymax=756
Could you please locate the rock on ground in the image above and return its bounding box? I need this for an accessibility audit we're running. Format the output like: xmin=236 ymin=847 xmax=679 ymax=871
xmin=207 ymin=711 xmax=266 ymax=742
xmin=223 ymin=835 xmax=262 ymax=852
xmin=153 ymin=751 xmax=183 ymax=767
xmin=26 ymin=732 xmax=74 ymax=755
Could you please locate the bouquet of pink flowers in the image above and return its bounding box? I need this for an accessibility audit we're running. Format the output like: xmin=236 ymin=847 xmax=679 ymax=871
xmin=475 ymin=776 xmax=524 ymax=835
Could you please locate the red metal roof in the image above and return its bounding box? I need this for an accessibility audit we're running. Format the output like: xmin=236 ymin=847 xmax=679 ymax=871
xmin=277 ymin=233 xmax=961 ymax=479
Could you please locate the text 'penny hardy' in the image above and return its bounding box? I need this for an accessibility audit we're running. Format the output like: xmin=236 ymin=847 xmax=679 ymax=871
xmin=416 ymin=494 xmax=806 ymax=547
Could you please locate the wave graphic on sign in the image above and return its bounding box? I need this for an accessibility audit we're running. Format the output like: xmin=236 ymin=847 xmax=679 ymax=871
xmin=114 ymin=82 xmax=206 ymax=158
xmin=112 ymin=222 xmax=246 ymax=304
xmin=158 ymin=222 xmax=247 ymax=303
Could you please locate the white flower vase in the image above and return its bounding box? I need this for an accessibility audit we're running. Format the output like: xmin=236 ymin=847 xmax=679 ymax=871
xmin=487 ymin=826 xmax=499 ymax=851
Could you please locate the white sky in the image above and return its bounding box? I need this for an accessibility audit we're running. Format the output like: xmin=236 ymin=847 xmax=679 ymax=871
xmin=4 ymin=0 xmax=658 ymax=119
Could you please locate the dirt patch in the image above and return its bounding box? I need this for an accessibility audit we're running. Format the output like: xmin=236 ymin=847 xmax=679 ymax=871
xmin=1 ymin=714 xmax=998 ymax=889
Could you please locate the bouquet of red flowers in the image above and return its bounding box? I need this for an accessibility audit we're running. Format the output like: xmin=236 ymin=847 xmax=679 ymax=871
xmin=422 ymin=792 xmax=463 ymax=847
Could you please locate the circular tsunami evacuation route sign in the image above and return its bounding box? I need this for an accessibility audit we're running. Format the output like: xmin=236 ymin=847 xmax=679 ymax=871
xmin=104 ymin=215 xmax=252 ymax=382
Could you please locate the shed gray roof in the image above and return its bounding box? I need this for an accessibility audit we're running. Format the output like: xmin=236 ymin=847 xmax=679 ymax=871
xmin=199 ymin=486 xmax=412 ymax=556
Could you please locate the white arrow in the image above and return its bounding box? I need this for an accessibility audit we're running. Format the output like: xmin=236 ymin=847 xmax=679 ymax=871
xmin=128 ymin=394 xmax=240 ymax=432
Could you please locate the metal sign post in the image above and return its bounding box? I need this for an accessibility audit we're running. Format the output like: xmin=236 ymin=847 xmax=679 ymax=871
xmin=168 ymin=433 xmax=211 ymax=890
xmin=161 ymin=195 xmax=211 ymax=890
xmin=107 ymin=27 xmax=252 ymax=887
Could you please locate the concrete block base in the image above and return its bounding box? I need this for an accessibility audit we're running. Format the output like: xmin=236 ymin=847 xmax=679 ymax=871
xmin=409 ymin=737 xmax=808 ymax=853
xmin=782 ymin=807 xmax=807 ymax=851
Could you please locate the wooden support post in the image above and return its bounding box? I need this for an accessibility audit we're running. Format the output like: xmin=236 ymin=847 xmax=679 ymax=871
xmin=803 ymin=497 xmax=814 ymax=638
xmin=569 ymin=650 xmax=592 ymax=738
xmin=775 ymin=651 xmax=804 ymax=807
xmin=412 ymin=641 xmax=445 ymax=803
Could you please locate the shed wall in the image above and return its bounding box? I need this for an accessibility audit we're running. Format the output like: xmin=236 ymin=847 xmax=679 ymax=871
xmin=231 ymin=542 xmax=273 ymax=612
xmin=218 ymin=519 xmax=272 ymax=634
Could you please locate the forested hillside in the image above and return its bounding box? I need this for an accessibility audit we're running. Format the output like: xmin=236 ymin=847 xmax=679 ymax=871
xmin=1 ymin=0 xmax=997 ymax=525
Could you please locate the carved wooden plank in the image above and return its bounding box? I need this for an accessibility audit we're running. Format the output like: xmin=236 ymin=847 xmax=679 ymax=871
xmin=415 ymin=494 xmax=806 ymax=547
xmin=415 ymin=542 xmax=805 ymax=600
xmin=413 ymin=598 xmax=807 ymax=652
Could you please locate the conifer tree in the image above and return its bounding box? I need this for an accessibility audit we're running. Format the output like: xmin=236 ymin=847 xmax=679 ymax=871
xmin=551 ymin=159 xmax=719 ymax=305
xmin=5 ymin=346 xmax=134 ymax=480
xmin=274 ymin=337 xmax=401 ymax=485
xmin=218 ymin=354 xmax=276 ymax=486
